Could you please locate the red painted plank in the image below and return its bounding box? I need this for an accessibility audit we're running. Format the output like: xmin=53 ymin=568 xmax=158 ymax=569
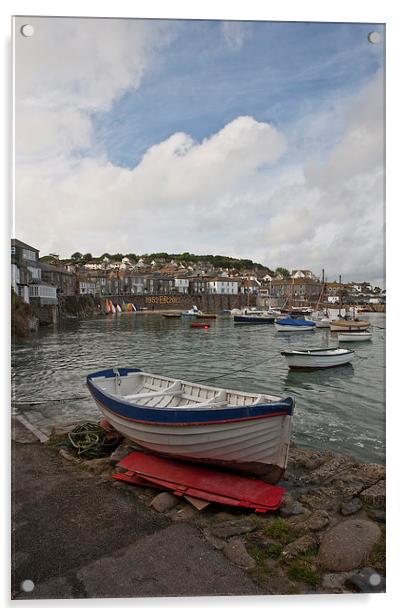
xmin=115 ymin=452 xmax=284 ymax=512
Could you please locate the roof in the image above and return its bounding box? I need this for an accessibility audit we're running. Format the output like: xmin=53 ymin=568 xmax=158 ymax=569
xmin=11 ymin=238 xmax=39 ymax=252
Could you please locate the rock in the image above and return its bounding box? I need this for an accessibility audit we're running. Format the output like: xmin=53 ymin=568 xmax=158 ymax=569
xmin=340 ymin=497 xmax=363 ymax=516
xmin=304 ymin=457 xmax=356 ymax=486
xmin=202 ymin=529 xmax=226 ymax=551
xmin=58 ymin=448 xmax=78 ymax=463
xmin=223 ymin=539 xmax=256 ymax=570
xmin=345 ymin=567 xmax=386 ymax=593
xmin=150 ymin=492 xmax=181 ymax=513
xmin=81 ymin=457 xmax=111 ymax=474
xmin=282 ymin=534 xmax=318 ymax=562
xmin=322 ymin=571 xmax=357 ymax=591
xmin=298 ymin=487 xmax=338 ymax=512
xmin=209 ymin=518 xmax=257 ymax=539
xmin=318 ymin=519 xmax=382 ymax=572
xmin=360 ymin=480 xmax=386 ymax=509
xmin=367 ymin=509 xmax=386 ymax=523
xmin=279 ymin=496 xmax=309 ymax=518
xmin=306 ymin=510 xmax=330 ymax=531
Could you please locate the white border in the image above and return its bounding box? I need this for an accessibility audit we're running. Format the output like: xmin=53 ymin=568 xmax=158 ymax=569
xmin=2 ymin=1 xmax=400 ymax=614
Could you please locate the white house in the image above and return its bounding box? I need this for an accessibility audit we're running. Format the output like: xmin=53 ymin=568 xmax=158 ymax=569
xmin=205 ymin=277 xmax=239 ymax=294
xmin=292 ymin=269 xmax=315 ymax=279
xmin=174 ymin=277 xmax=190 ymax=293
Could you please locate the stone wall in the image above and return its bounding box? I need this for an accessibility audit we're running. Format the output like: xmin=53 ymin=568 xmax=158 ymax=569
xmin=102 ymin=294 xmax=254 ymax=312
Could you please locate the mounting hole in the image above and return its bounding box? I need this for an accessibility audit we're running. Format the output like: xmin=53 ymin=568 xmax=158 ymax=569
xmin=20 ymin=579 xmax=35 ymax=592
xmin=369 ymin=573 xmax=381 ymax=586
xmin=20 ymin=24 xmax=34 ymax=37
xmin=368 ymin=31 xmax=381 ymax=44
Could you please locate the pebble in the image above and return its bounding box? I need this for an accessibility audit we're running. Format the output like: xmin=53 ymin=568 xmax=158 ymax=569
xmin=223 ymin=539 xmax=256 ymax=570
xmin=279 ymin=499 xmax=309 ymax=518
xmin=306 ymin=510 xmax=330 ymax=531
xmin=150 ymin=492 xmax=181 ymax=513
xmin=318 ymin=519 xmax=382 ymax=572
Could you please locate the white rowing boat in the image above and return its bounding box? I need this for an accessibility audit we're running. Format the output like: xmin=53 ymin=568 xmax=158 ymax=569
xmin=87 ymin=367 xmax=294 ymax=483
xmin=281 ymin=348 xmax=354 ymax=369
xmin=337 ymin=332 xmax=372 ymax=342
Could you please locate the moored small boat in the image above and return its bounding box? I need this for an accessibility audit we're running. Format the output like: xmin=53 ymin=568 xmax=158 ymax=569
xmin=86 ymin=367 xmax=294 ymax=483
xmin=191 ymin=322 xmax=210 ymax=329
xmin=162 ymin=313 xmax=181 ymax=318
xmin=234 ymin=314 xmax=275 ymax=324
xmin=275 ymin=317 xmax=316 ymax=332
xmin=281 ymin=348 xmax=354 ymax=369
xmin=337 ymin=331 xmax=372 ymax=342
xmin=330 ymin=319 xmax=370 ymax=332
xmin=181 ymin=305 xmax=202 ymax=316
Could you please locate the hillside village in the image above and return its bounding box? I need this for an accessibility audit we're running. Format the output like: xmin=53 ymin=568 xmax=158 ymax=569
xmin=11 ymin=238 xmax=385 ymax=308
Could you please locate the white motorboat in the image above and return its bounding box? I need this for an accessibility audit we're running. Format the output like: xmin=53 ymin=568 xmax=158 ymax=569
xmin=181 ymin=305 xmax=202 ymax=316
xmin=281 ymin=348 xmax=354 ymax=369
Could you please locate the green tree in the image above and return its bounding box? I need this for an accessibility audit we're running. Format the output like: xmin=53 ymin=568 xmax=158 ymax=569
xmin=275 ymin=267 xmax=291 ymax=279
xmin=71 ymin=252 xmax=83 ymax=261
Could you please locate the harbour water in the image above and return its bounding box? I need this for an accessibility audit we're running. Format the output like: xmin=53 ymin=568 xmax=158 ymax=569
xmin=11 ymin=312 xmax=385 ymax=464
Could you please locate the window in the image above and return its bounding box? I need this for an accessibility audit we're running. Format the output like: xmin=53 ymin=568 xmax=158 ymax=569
xmin=22 ymin=249 xmax=37 ymax=262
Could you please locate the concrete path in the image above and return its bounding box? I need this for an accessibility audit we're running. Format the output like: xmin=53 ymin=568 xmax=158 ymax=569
xmin=12 ymin=430 xmax=261 ymax=600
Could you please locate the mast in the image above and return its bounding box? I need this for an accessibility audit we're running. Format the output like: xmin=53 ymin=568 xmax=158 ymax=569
xmin=314 ymin=268 xmax=325 ymax=311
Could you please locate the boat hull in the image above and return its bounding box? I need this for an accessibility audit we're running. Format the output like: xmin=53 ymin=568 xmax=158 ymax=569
xmin=234 ymin=315 xmax=275 ymax=324
xmin=337 ymin=332 xmax=372 ymax=342
xmin=93 ymin=400 xmax=291 ymax=482
xmin=87 ymin=368 xmax=294 ymax=483
xmin=282 ymin=351 xmax=354 ymax=369
xmin=330 ymin=320 xmax=370 ymax=332
xmin=275 ymin=324 xmax=315 ymax=332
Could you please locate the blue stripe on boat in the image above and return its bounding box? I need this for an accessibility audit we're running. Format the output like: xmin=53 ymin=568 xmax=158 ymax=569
xmin=86 ymin=368 xmax=294 ymax=426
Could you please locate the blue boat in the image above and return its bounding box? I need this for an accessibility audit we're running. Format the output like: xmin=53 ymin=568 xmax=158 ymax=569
xmin=275 ymin=317 xmax=316 ymax=332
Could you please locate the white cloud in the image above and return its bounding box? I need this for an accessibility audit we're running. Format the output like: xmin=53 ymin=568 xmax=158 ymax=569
xmin=15 ymin=16 xmax=174 ymax=160
xmin=14 ymin=17 xmax=384 ymax=286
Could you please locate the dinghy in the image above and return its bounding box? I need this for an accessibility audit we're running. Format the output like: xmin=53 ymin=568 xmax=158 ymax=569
xmin=86 ymin=367 xmax=294 ymax=483
xmin=275 ymin=317 xmax=316 ymax=332
xmin=234 ymin=314 xmax=275 ymax=324
xmin=330 ymin=319 xmax=370 ymax=332
xmin=337 ymin=331 xmax=372 ymax=342
xmin=281 ymin=348 xmax=354 ymax=369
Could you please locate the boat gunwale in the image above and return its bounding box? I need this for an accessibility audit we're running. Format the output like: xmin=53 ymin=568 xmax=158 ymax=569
xmin=86 ymin=367 xmax=294 ymax=426
xmin=281 ymin=348 xmax=354 ymax=357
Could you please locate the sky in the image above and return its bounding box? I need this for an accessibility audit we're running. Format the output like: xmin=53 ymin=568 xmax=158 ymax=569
xmin=13 ymin=16 xmax=385 ymax=286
